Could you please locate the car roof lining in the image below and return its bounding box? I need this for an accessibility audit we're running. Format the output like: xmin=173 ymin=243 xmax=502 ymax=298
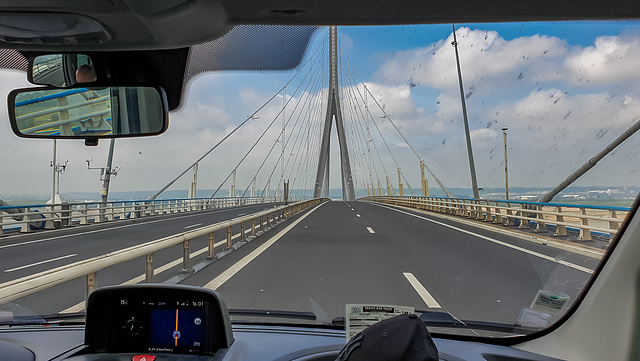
xmin=0 ymin=0 xmax=638 ymax=51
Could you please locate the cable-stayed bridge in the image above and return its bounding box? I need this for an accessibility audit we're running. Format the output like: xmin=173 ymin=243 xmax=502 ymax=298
xmin=0 ymin=27 xmax=633 ymax=326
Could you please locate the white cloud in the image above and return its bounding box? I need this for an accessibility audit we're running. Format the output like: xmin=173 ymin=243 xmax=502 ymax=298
xmin=565 ymin=35 xmax=640 ymax=86
xmin=470 ymin=128 xmax=496 ymax=141
xmin=374 ymin=27 xmax=570 ymax=94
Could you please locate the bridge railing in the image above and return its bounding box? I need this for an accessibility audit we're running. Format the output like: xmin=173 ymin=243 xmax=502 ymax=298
xmin=0 ymin=198 xmax=327 ymax=306
xmin=361 ymin=196 xmax=630 ymax=243
xmin=0 ymin=197 xmax=281 ymax=236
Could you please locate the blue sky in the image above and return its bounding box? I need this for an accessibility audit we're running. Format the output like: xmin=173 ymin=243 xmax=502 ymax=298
xmin=1 ymin=21 xmax=640 ymax=200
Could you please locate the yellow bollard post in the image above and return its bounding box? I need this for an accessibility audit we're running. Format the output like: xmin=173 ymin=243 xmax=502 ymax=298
xmin=420 ymin=160 xmax=430 ymax=197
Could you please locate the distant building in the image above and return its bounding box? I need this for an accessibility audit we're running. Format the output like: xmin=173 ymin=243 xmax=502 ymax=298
xmin=515 ymin=195 xmax=538 ymax=200
xmin=561 ymin=194 xmax=585 ymax=200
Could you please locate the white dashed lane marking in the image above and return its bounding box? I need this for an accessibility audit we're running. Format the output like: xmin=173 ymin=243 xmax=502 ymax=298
xmin=4 ymin=254 xmax=77 ymax=273
xmin=403 ymin=272 xmax=442 ymax=309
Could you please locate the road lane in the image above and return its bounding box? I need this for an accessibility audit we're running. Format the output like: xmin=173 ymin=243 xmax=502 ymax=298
xmin=183 ymin=201 xmax=596 ymax=327
xmin=351 ymin=201 xmax=596 ymax=323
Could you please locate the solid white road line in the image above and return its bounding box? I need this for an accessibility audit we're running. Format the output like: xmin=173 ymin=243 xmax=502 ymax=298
xmin=403 ymin=272 xmax=441 ymax=309
xmin=366 ymin=227 xmax=375 ymax=234
xmin=183 ymin=223 xmax=203 ymax=229
xmin=4 ymin=254 xmax=77 ymax=273
xmin=375 ymin=203 xmax=594 ymax=274
xmin=203 ymin=203 xmax=324 ymax=290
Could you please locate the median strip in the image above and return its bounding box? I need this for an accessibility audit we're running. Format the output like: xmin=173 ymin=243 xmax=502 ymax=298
xmin=60 ymin=226 xmax=261 ymax=313
xmin=0 ymin=199 xmax=326 ymax=306
xmin=203 ymin=203 xmax=325 ymax=290
xmin=0 ymin=206 xmax=258 ymax=250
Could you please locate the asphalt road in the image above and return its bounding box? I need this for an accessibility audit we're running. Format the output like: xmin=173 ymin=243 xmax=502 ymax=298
xmin=181 ymin=200 xmax=598 ymax=329
xmin=1 ymin=200 xmax=600 ymax=333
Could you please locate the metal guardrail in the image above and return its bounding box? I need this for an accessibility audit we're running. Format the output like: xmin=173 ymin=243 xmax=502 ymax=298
xmin=0 ymin=198 xmax=327 ymax=306
xmin=0 ymin=197 xmax=281 ymax=235
xmin=361 ymin=196 xmax=629 ymax=242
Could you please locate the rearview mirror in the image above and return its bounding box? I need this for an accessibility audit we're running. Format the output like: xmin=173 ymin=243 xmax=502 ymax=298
xmin=29 ymin=54 xmax=97 ymax=87
xmin=8 ymin=86 xmax=168 ymax=141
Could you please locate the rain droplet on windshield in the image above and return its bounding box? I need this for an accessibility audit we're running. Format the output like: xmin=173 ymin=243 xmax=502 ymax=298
xmin=596 ymin=129 xmax=608 ymax=140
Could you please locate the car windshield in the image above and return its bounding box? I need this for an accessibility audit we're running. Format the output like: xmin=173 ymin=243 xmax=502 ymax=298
xmin=0 ymin=21 xmax=639 ymax=339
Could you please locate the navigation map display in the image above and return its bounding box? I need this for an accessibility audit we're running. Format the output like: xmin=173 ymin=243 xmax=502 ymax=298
xmin=149 ymin=307 xmax=205 ymax=352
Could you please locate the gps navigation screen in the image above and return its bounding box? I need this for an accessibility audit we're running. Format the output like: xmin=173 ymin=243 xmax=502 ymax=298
xmin=103 ymin=298 xmax=210 ymax=354
xmin=86 ymin=285 xmax=233 ymax=356
xmin=149 ymin=308 xmax=205 ymax=352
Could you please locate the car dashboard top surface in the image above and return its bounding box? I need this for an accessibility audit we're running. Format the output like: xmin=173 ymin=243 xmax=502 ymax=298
xmin=0 ymin=285 xmax=563 ymax=361
xmin=0 ymin=324 xmax=564 ymax=361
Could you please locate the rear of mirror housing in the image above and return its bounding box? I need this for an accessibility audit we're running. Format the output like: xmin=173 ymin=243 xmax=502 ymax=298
xmin=8 ymin=85 xmax=169 ymax=143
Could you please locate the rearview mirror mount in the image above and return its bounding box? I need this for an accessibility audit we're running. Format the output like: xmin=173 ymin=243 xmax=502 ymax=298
xmin=8 ymin=85 xmax=168 ymax=145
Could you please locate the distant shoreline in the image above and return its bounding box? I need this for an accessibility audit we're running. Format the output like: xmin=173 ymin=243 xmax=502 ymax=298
xmin=1 ymin=186 xmax=636 ymax=208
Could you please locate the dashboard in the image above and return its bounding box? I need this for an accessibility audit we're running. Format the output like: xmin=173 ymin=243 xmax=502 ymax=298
xmin=0 ymin=284 xmax=565 ymax=361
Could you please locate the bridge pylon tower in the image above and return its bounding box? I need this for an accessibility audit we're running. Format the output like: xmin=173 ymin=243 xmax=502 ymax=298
xmin=313 ymin=26 xmax=356 ymax=201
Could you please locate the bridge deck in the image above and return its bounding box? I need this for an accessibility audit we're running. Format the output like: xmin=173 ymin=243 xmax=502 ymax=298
xmin=0 ymin=201 xmax=598 ymax=329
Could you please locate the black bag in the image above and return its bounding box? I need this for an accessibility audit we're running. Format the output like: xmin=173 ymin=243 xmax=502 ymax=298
xmin=336 ymin=313 xmax=439 ymax=361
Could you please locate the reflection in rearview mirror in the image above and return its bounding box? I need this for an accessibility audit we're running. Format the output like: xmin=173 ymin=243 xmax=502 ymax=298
xmin=30 ymin=54 xmax=96 ymax=87
xmin=8 ymin=86 xmax=168 ymax=139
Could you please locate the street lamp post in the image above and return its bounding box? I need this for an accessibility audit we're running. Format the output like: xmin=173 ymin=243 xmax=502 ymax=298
xmin=452 ymin=24 xmax=480 ymax=200
xmin=51 ymin=139 xmax=57 ymax=204
xmin=501 ymin=128 xmax=509 ymax=200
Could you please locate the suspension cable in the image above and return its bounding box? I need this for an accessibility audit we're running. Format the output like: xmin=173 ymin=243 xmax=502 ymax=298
xmin=147 ymin=42 xmax=326 ymax=200
xmin=340 ymin=45 xmax=451 ymax=196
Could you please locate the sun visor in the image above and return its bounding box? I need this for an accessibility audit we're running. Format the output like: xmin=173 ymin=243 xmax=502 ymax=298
xmin=184 ymin=24 xmax=319 ymax=82
xmin=0 ymin=13 xmax=110 ymax=46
